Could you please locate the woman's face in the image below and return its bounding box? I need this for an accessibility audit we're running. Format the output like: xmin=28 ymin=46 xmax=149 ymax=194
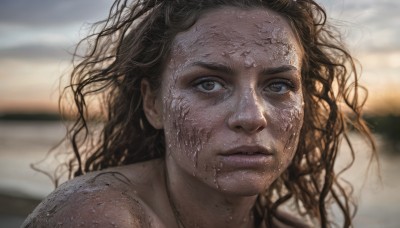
xmin=155 ymin=7 xmax=304 ymax=196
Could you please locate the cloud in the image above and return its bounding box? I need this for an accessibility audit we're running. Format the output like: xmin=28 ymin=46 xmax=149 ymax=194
xmin=1 ymin=0 xmax=398 ymax=55
xmin=0 ymin=0 xmax=112 ymax=27
xmin=318 ymin=0 xmax=400 ymax=52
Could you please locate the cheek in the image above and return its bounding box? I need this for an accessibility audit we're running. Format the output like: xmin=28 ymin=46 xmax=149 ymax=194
xmin=275 ymin=101 xmax=304 ymax=167
xmin=280 ymin=104 xmax=304 ymax=136
xmin=163 ymin=94 xmax=212 ymax=167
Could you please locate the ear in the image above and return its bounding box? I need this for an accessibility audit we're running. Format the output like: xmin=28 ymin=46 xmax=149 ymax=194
xmin=141 ymin=79 xmax=163 ymax=129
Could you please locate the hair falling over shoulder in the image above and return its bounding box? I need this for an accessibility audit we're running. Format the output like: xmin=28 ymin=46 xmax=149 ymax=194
xmin=57 ymin=0 xmax=377 ymax=227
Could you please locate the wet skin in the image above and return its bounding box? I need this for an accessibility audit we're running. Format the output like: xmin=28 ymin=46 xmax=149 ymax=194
xmin=143 ymin=6 xmax=304 ymax=227
xmin=24 ymin=6 xmax=305 ymax=228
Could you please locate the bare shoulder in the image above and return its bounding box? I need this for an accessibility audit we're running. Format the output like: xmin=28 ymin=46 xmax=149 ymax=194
xmin=22 ymin=159 xmax=165 ymax=228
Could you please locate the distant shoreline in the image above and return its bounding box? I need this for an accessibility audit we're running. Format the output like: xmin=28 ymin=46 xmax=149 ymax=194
xmin=0 ymin=112 xmax=62 ymax=121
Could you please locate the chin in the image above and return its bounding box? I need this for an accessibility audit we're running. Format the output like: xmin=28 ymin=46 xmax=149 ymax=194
xmin=216 ymin=171 xmax=276 ymax=197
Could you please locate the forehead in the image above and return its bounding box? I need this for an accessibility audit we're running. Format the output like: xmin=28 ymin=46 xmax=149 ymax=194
xmin=171 ymin=6 xmax=301 ymax=58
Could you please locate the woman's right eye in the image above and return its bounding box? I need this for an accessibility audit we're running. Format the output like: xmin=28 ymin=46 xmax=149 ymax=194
xmin=194 ymin=79 xmax=224 ymax=93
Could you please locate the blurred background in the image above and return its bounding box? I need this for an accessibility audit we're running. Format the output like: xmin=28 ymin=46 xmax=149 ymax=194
xmin=0 ymin=0 xmax=399 ymax=227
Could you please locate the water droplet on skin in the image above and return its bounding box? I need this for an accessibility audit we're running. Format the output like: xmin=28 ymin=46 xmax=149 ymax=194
xmin=193 ymin=149 xmax=199 ymax=168
xmin=244 ymin=57 xmax=256 ymax=68
xmin=240 ymin=50 xmax=251 ymax=56
xmin=285 ymin=123 xmax=293 ymax=132
xmin=213 ymin=167 xmax=220 ymax=189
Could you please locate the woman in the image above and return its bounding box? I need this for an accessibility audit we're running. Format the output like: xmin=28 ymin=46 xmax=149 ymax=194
xmin=23 ymin=0 xmax=376 ymax=227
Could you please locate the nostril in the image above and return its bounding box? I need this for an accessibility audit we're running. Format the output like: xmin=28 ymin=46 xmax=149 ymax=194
xmin=228 ymin=111 xmax=267 ymax=134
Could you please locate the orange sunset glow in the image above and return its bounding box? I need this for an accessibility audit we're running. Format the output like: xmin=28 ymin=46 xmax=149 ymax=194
xmin=0 ymin=0 xmax=399 ymax=115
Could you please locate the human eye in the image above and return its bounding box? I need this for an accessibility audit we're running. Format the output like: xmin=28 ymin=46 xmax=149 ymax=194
xmin=264 ymin=79 xmax=294 ymax=95
xmin=193 ymin=78 xmax=224 ymax=93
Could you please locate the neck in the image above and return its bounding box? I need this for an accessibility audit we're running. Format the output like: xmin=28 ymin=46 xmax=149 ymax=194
xmin=164 ymin=160 xmax=258 ymax=228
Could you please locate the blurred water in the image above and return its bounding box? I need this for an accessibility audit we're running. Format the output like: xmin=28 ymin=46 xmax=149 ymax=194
xmin=0 ymin=122 xmax=65 ymax=199
xmin=0 ymin=121 xmax=399 ymax=227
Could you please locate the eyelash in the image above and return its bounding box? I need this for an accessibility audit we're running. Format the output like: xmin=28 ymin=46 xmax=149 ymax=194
xmin=264 ymin=79 xmax=295 ymax=95
xmin=193 ymin=77 xmax=225 ymax=93
xmin=192 ymin=77 xmax=296 ymax=95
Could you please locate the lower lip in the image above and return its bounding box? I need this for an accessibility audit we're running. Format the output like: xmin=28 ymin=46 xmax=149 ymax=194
xmin=218 ymin=154 xmax=274 ymax=169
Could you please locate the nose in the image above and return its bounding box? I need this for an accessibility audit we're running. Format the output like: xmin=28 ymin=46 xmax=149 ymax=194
xmin=227 ymin=88 xmax=267 ymax=134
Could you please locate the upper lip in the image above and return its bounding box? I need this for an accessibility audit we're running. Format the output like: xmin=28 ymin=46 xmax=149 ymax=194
xmin=221 ymin=145 xmax=273 ymax=156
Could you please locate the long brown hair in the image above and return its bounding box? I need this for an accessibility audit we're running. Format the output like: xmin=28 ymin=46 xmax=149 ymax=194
xmin=60 ymin=0 xmax=376 ymax=227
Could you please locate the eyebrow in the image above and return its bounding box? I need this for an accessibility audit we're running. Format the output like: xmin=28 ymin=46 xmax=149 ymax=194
xmin=260 ymin=65 xmax=298 ymax=75
xmin=189 ymin=61 xmax=235 ymax=75
xmin=189 ymin=61 xmax=297 ymax=75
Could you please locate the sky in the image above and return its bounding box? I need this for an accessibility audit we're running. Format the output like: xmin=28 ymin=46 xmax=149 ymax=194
xmin=0 ymin=0 xmax=399 ymax=114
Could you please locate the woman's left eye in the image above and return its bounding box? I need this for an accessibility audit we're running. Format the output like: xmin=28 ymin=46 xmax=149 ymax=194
xmin=195 ymin=79 xmax=224 ymax=92
xmin=264 ymin=80 xmax=294 ymax=94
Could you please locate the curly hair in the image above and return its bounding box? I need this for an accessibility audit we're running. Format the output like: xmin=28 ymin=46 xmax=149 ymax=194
xmin=60 ymin=0 xmax=376 ymax=227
